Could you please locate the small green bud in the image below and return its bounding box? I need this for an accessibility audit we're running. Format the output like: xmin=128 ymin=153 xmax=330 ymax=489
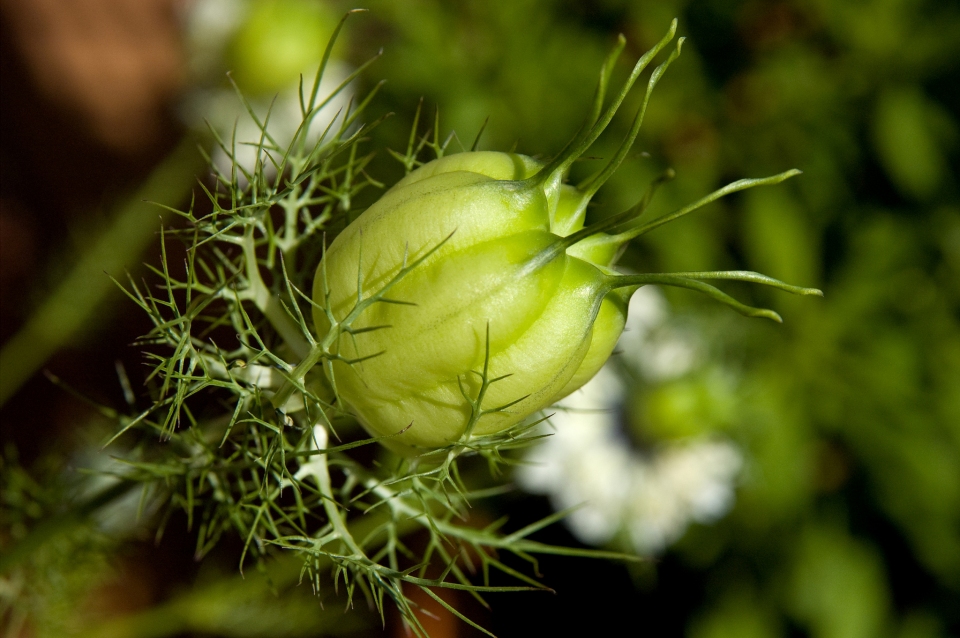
xmin=312 ymin=21 xmax=821 ymax=454
xmin=227 ymin=0 xmax=336 ymax=95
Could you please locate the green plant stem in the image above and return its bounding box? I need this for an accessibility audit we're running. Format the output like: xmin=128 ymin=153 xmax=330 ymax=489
xmin=301 ymin=425 xmax=369 ymax=560
xmin=270 ymin=344 xmax=325 ymax=409
xmin=241 ymin=230 xmax=312 ymax=359
xmin=0 ymin=139 xmax=205 ymax=407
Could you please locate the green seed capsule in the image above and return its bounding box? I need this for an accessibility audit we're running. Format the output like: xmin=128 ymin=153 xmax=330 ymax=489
xmin=311 ymin=22 xmax=821 ymax=454
xmin=314 ymin=152 xmax=627 ymax=451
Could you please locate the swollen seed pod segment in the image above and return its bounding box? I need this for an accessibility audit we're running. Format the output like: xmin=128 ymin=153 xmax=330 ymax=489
xmin=311 ymin=21 xmax=822 ymax=454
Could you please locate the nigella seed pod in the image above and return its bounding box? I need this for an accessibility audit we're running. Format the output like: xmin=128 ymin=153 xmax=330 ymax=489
xmin=312 ymin=21 xmax=821 ymax=454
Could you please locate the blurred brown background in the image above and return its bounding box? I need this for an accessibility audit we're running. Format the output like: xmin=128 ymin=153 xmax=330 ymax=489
xmin=1 ymin=0 xmax=186 ymax=454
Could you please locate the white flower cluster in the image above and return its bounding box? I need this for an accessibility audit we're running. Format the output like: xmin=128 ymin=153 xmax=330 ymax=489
xmin=518 ymin=287 xmax=743 ymax=555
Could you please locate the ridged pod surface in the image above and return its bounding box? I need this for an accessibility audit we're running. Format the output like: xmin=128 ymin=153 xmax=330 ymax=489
xmin=311 ymin=21 xmax=820 ymax=454
xmin=313 ymin=152 xmax=630 ymax=451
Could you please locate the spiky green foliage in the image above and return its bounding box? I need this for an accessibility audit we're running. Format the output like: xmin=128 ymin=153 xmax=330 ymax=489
xmin=86 ymin=13 xmax=634 ymax=636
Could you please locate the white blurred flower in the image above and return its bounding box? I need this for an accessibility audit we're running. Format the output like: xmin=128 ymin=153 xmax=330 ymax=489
xmin=619 ymin=286 xmax=702 ymax=381
xmin=181 ymin=75 xmax=351 ymax=179
xmin=184 ymin=0 xmax=247 ymax=80
xmin=181 ymin=0 xmax=352 ymax=179
xmin=518 ymin=287 xmax=743 ymax=555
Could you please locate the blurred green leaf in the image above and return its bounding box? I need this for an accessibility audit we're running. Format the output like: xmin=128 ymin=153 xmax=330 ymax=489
xmin=788 ymin=524 xmax=890 ymax=638
xmin=873 ymin=86 xmax=950 ymax=200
